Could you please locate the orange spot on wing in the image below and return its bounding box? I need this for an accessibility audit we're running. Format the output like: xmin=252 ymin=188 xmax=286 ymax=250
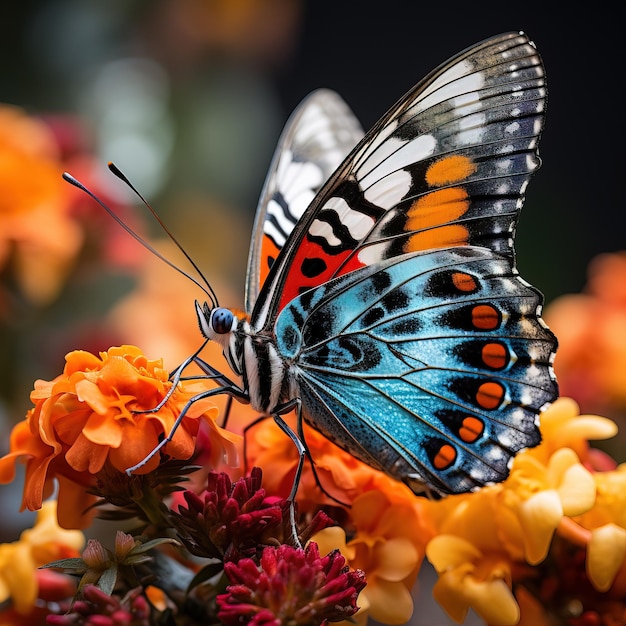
xmin=260 ymin=235 xmax=280 ymax=289
xmin=451 ymin=272 xmax=478 ymax=292
xmin=406 ymin=187 xmax=470 ymax=229
xmin=472 ymin=305 xmax=500 ymax=330
xmin=476 ymin=381 xmax=505 ymax=410
xmin=481 ymin=342 xmax=508 ymax=370
xmin=433 ymin=443 xmax=457 ymax=470
xmin=404 ymin=224 xmax=469 ymax=253
xmin=459 ymin=416 xmax=484 ymax=443
xmin=425 ymin=155 xmax=477 ymax=186
xmin=403 ymin=187 xmax=471 ymax=253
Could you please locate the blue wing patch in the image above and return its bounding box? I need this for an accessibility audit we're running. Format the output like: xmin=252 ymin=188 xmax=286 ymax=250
xmin=275 ymin=246 xmax=556 ymax=495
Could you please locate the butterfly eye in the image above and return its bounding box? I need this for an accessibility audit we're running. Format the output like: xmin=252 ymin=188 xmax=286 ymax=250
xmin=211 ymin=308 xmax=234 ymax=334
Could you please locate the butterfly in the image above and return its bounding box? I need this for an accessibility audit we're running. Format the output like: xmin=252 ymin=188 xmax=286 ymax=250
xmin=189 ymin=30 xmax=559 ymax=499
xmin=77 ymin=31 xmax=556 ymax=500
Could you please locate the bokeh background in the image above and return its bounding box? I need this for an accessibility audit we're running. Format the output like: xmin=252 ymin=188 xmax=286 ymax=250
xmin=0 ymin=2 xmax=624 ymax=623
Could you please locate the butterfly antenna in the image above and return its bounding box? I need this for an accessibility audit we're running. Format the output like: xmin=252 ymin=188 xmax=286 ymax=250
xmin=63 ymin=169 xmax=218 ymax=308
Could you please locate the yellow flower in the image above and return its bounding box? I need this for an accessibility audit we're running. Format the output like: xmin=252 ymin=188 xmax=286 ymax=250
xmin=427 ymin=535 xmax=520 ymax=625
xmin=422 ymin=397 xmax=622 ymax=623
xmin=0 ymin=500 xmax=83 ymax=615
xmin=571 ymin=464 xmax=626 ymax=593
xmin=505 ymin=447 xmax=596 ymax=564
xmin=0 ymin=345 xmax=240 ymax=529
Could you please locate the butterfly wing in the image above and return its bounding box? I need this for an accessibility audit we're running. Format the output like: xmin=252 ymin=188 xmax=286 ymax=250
xmin=275 ymin=246 xmax=557 ymax=495
xmin=245 ymin=89 xmax=364 ymax=313
xmin=252 ymin=31 xmax=547 ymax=329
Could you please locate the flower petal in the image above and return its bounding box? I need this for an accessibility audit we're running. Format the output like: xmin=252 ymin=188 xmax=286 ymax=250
xmin=432 ymin=561 xmax=519 ymax=626
xmin=375 ymin=537 xmax=419 ymax=582
xmin=517 ymin=490 xmax=562 ymax=564
xmin=586 ymin=523 xmax=626 ymax=592
xmin=426 ymin=535 xmax=482 ymax=571
xmin=0 ymin=542 xmax=38 ymax=613
xmin=556 ymin=464 xmax=596 ymax=517
xmin=364 ymin=576 xmax=414 ymax=624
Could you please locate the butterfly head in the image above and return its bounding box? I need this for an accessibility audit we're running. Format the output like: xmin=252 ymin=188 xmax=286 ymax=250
xmin=195 ymin=300 xmax=235 ymax=338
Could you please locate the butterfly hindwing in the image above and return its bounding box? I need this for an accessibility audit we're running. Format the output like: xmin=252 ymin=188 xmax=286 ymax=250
xmin=252 ymin=32 xmax=547 ymax=327
xmin=245 ymin=90 xmax=364 ymax=312
xmin=275 ymin=246 xmax=555 ymax=495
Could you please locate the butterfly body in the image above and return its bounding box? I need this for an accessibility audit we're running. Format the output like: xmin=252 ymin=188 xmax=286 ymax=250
xmin=196 ymin=31 xmax=558 ymax=498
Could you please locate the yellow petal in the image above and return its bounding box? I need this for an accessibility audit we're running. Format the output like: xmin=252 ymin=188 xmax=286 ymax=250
xmin=0 ymin=542 xmax=37 ymax=613
xmin=310 ymin=526 xmax=356 ymax=561
xmin=21 ymin=500 xmax=85 ymax=560
xmin=557 ymin=463 xmax=596 ymax=516
xmin=462 ymin=576 xmax=520 ymax=625
xmin=587 ymin=523 xmax=626 ymax=592
xmin=518 ymin=490 xmax=562 ymax=564
xmin=376 ymin=537 xmax=419 ymax=581
xmin=560 ymin=415 xmax=619 ymax=442
xmin=432 ymin=564 xmax=519 ymax=625
xmin=365 ymin=577 xmax=414 ymax=624
xmin=426 ymin=535 xmax=482 ymax=571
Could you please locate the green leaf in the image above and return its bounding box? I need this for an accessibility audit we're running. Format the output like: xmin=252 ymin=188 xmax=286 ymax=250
xmin=97 ymin=564 xmax=119 ymax=596
xmin=130 ymin=537 xmax=181 ymax=555
xmin=188 ymin=562 xmax=225 ymax=591
xmin=40 ymin=557 xmax=86 ymax=572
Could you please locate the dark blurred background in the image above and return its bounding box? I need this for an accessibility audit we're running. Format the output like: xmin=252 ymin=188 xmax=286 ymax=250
xmin=1 ymin=0 xmax=623 ymax=302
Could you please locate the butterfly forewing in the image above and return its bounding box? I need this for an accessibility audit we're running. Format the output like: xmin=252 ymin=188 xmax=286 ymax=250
xmin=252 ymin=31 xmax=547 ymax=328
xmin=245 ymin=90 xmax=364 ymax=312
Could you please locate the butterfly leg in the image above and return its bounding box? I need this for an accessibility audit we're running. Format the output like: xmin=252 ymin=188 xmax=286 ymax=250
xmin=125 ymin=384 xmax=250 ymax=475
xmin=243 ymin=413 xmax=271 ymax=476
xmin=271 ymin=399 xmax=305 ymax=548
xmin=294 ymin=412 xmax=351 ymax=509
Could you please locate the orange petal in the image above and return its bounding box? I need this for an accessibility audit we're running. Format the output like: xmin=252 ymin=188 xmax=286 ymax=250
xmin=55 ymin=474 xmax=98 ymax=530
xmin=107 ymin=422 xmax=161 ymax=474
xmin=65 ymin=432 xmax=109 ymax=474
xmin=82 ymin=410 xmax=124 ymax=447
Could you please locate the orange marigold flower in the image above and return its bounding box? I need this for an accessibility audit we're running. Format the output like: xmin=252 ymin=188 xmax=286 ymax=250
xmin=544 ymin=251 xmax=626 ymax=414
xmin=0 ymin=500 xmax=83 ymax=616
xmin=0 ymin=345 xmax=240 ymax=529
xmin=0 ymin=104 xmax=83 ymax=305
